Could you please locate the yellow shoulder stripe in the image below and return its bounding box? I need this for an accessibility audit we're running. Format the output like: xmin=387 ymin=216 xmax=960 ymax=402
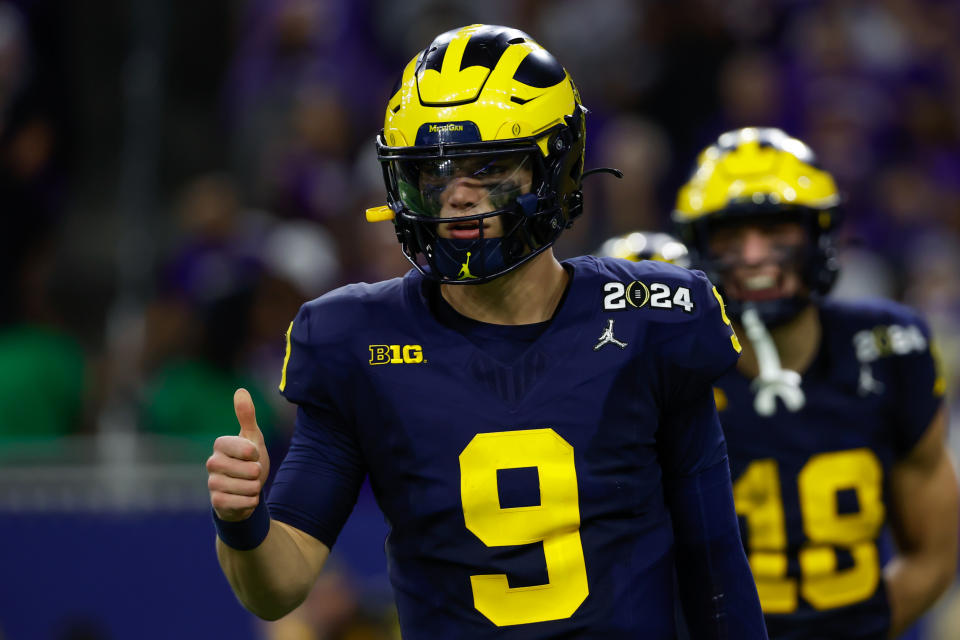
xmin=713 ymin=387 xmax=728 ymax=411
xmin=930 ymin=339 xmax=946 ymax=397
xmin=712 ymin=286 xmax=742 ymax=353
xmin=279 ymin=321 xmax=293 ymax=392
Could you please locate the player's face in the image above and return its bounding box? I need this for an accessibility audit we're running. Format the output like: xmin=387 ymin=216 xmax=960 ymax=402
xmin=417 ymin=153 xmax=533 ymax=240
xmin=707 ymin=220 xmax=808 ymax=303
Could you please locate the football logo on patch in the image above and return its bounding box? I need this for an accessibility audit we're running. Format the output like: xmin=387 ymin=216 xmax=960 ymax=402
xmin=626 ymin=281 xmax=650 ymax=307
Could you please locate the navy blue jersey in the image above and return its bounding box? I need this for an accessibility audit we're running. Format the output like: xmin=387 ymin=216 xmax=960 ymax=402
xmin=271 ymin=256 xmax=742 ymax=639
xmin=717 ymin=299 xmax=945 ymax=640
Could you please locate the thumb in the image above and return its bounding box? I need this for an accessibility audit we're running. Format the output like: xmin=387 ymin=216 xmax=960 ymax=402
xmin=234 ymin=388 xmax=263 ymax=443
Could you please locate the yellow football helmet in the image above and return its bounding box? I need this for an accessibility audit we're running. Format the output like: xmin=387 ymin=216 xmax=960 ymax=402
xmin=673 ymin=127 xmax=841 ymax=323
xmin=595 ymin=231 xmax=690 ymax=268
xmin=369 ymin=24 xmax=587 ymax=283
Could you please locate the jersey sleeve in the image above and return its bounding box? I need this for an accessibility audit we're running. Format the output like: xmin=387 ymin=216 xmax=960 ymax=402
xmin=667 ymin=459 xmax=769 ymax=640
xmin=888 ymin=310 xmax=945 ymax=457
xmin=658 ymin=269 xmax=741 ymax=392
xmin=268 ymin=301 xmax=367 ymax=548
xmin=653 ymin=272 xmax=765 ymax=637
xmin=279 ymin=301 xmax=355 ymax=412
xmin=656 ymin=270 xmax=741 ymax=477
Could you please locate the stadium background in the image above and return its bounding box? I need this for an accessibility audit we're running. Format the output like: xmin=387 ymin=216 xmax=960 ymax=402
xmin=0 ymin=0 xmax=958 ymax=638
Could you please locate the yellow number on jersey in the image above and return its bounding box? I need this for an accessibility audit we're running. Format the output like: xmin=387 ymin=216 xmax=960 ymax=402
xmin=459 ymin=429 xmax=588 ymax=626
xmin=734 ymin=449 xmax=884 ymax=613
xmin=797 ymin=449 xmax=884 ymax=609
xmin=733 ymin=459 xmax=796 ymax=612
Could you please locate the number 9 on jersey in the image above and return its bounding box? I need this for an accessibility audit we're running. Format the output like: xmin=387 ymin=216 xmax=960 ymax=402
xmin=459 ymin=428 xmax=589 ymax=626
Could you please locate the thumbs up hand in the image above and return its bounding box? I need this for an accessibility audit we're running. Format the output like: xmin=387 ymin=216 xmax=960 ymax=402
xmin=207 ymin=388 xmax=271 ymax=522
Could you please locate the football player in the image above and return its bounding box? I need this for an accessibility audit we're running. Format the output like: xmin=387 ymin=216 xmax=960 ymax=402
xmin=207 ymin=25 xmax=767 ymax=639
xmin=673 ymin=127 xmax=959 ymax=639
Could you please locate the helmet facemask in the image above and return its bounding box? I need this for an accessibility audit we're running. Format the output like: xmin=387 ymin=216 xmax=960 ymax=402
xmin=694 ymin=207 xmax=832 ymax=326
xmin=377 ymin=111 xmax=585 ymax=284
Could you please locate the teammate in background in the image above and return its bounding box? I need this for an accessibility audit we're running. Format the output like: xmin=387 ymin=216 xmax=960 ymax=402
xmin=207 ymin=25 xmax=768 ymax=639
xmin=673 ymin=127 xmax=959 ymax=639
xmin=595 ymin=230 xmax=691 ymax=268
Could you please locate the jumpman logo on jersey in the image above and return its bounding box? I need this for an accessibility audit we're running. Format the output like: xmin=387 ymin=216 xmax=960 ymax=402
xmin=594 ymin=319 xmax=628 ymax=351
xmin=457 ymin=252 xmax=478 ymax=280
xmin=858 ymin=363 xmax=885 ymax=396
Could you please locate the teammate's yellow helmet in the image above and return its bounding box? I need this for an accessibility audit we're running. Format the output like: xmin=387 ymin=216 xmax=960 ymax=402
xmin=672 ymin=127 xmax=842 ymax=322
xmin=595 ymin=231 xmax=690 ymax=268
xmin=370 ymin=24 xmax=587 ymax=283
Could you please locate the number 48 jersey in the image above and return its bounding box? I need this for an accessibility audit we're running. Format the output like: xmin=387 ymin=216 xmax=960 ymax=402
xmin=717 ymin=298 xmax=945 ymax=639
xmin=270 ymin=256 xmax=742 ymax=639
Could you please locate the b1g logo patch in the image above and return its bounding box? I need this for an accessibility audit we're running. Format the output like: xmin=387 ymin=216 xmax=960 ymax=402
xmin=603 ymin=281 xmax=694 ymax=313
xmin=369 ymin=344 xmax=425 ymax=365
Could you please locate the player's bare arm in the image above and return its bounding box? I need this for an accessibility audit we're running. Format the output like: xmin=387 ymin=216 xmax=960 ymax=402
xmin=884 ymin=405 xmax=959 ymax=637
xmin=215 ymin=520 xmax=329 ymax=620
xmin=208 ymin=388 xmax=330 ymax=620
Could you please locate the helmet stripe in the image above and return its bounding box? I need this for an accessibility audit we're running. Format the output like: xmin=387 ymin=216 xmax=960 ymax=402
xmin=514 ymin=49 xmax=566 ymax=88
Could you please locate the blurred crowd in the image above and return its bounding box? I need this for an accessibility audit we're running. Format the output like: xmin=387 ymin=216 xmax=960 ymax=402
xmin=1 ymin=0 xmax=959 ymax=638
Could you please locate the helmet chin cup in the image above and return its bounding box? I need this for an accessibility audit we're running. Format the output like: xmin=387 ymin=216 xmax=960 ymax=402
xmin=431 ymin=237 xmax=507 ymax=282
xmin=401 ymin=198 xmax=561 ymax=284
